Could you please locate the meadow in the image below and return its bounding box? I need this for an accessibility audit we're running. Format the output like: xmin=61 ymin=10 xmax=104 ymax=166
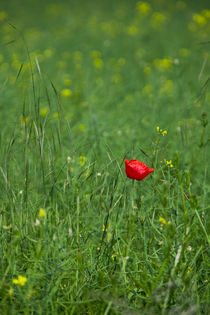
xmin=0 ymin=0 xmax=209 ymax=313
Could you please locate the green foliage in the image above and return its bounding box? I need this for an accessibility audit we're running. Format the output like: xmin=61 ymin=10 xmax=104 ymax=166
xmin=0 ymin=0 xmax=209 ymax=314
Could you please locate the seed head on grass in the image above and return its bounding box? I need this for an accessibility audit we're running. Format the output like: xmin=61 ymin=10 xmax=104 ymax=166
xmin=67 ymin=156 xmax=71 ymax=163
xmin=8 ymin=287 xmax=14 ymax=296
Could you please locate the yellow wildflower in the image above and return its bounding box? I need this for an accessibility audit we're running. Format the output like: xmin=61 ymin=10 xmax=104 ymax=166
xmin=112 ymin=74 xmax=122 ymax=84
xmin=20 ymin=116 xmax=30 ymax=126
xmin=79 ymin=156 xmax=86 ymax=166
xmin=39 ymin=108 xmax=48 ymax=116
xmin=26 ymin=291 xmax=32 ymax=299
xmin=64 ymin=79 xmax=72 ymax=86
xmin=53 ymin=112 xmax=59 ymax=119
xmin=161 ymin=58 xmax=172 ymax=69
xmin=202 ymin=9 xmax=210 ymax=19
xmin=157 ymin=126 xmax=167 ymax=135
xmin=193 ymin=13 xmax=207 ymax=27
xmin=111 ymin=252 xmax=119 ymax=260
xmin=39 ymin=208 xmax=46 ymax=218
xmin=56 ymin=61 xmax=66 ymax=69
xmin=161 ymin=130 xmax=167 ymax=136
xmin=13 ymin=275 xmax=27 ymax=287
xmin=127 ymin=25 xmax=138 ymax=36
xmin=61 ymin=89 xmax=72 ymax=98
xmin=187 ymin=267 xmax=192 ymax=274
xmin=78 ymin=124 xmax=86 ymax=131
xmin=136 ymin=2 xmax=151 ymax=15
xmin=0 ymin=11 xmax=8 ymax=21
xmin=74 ymin=51 xmax=83 ymax=62
xmin=160 ymin=80 xmax=174 ymax=96
xmin=159 ymin=217 xmax=168 ymax=225
xmin=44 ymin=49 xmax=54 ymax=58
xmin=166 ymin=160 xmax=173 ymax=168
xmin=12 ymin=58 xmax=21 ymax=70
xmin=144 ymin=66 xmax=151 ymax=75
xmin=154 ymin=58 xmax=172 ymax=71
xmin=93 ymin=58 xmax=103 ymax=69
xmin=91 ymin=51 xmax=101 ymax=58
xmin=102 ymin=224 xmax=110 ymax=232
xmin=106 ymin=232 xmax=112 ymax=242
xmin=142 ymin=85 xmax=152 ymax=95
xmin=151 ymin=12 xmax=166 ymax=27
xmin=179 ymin=48 xmax=190 ymax=57
xmin=125 ymin=94 xmax=134 ymax=103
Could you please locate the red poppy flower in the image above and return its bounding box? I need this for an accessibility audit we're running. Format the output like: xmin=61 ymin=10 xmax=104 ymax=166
xmin=124 ymin=159 xmax=154 ymax=181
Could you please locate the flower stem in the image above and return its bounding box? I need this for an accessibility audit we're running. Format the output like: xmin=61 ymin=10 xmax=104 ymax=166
xmin=131 ymin=179 xmax=135 ymax=209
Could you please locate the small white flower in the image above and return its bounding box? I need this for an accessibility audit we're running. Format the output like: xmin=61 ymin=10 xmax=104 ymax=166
xmin=19 ymin=190 xmax=23 ymax=195
xmin=174 ymin=245 xmax=182 ymax=267
xmin=35 ymin=219 xmax=40 ymax=226
xmin=173 ymin=58 xmax=179 ymax=65
xmin=187 ymin=245 xmax=192 ymax=251
xmin=97 ymin=172 xmax=101 ymax=176
xmin=67 ymin=156 xmax=71 ymax=163
xmin=68 ymin=228 xmax=73 ymax=237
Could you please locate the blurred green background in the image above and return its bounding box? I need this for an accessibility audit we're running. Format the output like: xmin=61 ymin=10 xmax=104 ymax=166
xmin=0 ymin=1 xmax=209 ymax=313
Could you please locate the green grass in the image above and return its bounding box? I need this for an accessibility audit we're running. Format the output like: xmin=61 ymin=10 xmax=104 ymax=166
xmin=0 ymin=0 xmax=209 ymax=314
